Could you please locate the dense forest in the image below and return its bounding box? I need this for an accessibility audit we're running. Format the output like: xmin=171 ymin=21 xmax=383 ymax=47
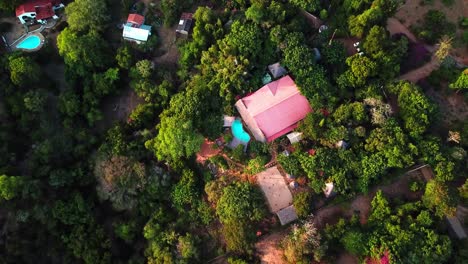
xmin=0 ymin=0 xmax=467 ymax=263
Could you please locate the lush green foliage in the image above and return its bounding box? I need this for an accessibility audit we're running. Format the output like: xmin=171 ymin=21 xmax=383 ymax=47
xmin=216 ymin=181 xmax=266 ymax=224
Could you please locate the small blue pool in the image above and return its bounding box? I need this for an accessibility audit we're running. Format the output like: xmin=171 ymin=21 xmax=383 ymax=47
xmin=232 ymin=119 xmax=251 ymax=143
xmin=16 ymin=35 xmax=41 ymax=50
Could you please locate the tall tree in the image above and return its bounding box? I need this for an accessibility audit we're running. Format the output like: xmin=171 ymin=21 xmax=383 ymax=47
xmin=65 ymin=0 xmax=110 ymax=32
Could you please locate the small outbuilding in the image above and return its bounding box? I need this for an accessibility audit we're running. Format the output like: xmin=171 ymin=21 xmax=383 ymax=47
xmin=336 ymin=140 xmax=348 ymax=149
xmin=287 ymin=132 xmax=303 ymax=144
xmin=176 ymin=13 xmax=193 ymax=35
xmin=276 ymin=205 xmax=298 ymax=225
xmin=323 ymin=182 xmax=335 ymax=198
xmin=268 ymin=62 xmax=287 ymax=79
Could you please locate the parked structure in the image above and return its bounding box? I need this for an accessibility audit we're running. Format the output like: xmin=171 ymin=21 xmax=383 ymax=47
xmin=122 ymin=14 xmax=152 ymax=44
xmin=16 ymin=0 xmax=64 ymax=25
xmin=276 ymin=205 xmax=298 ymax=225
xmin=268 ymin=62 xmax=287 ymax=79
xmin=235 ymin=75 xmax=312 ymax=142
xmin=176 ymin=13 xmax=193 ymax=35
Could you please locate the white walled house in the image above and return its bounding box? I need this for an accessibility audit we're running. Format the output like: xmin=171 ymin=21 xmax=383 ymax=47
xmin=122 ymin=14 xmax=152 ymax=44
xmin=16 ymin=0 xmax=64 ymax=25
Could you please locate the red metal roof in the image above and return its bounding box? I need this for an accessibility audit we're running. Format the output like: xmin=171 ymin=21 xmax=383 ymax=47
xmin=127 ymin=13 xmax=144 ymax=27
xmin=180 ymin=13 xmax=193 ymax=20
xmin=35 ymin=4 xmax=54 ymax=20
xmin=16 ymin=0 xmax=59 ymax=17
xmin=238 ymin=75 xmax=312 ymax=142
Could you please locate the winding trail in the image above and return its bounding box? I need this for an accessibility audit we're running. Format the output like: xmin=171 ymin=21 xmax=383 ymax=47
xmin=386 ymin=18 xmax=467 ymax=84
xmin=398 ymin=55 xmax=440 ymax=83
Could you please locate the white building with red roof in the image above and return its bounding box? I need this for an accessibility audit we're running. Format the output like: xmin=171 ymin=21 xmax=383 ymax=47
xmin=16 ymin=0 xmax=64 ymax=24
xmin=122 ymin=13 xmax=152 ymax=44
xmin=235 ymin=75 xmax=312 ymax=142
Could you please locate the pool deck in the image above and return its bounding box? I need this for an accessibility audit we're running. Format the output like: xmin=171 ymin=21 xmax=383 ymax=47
xmin=11 ymin=32 xmax=45 ymax=52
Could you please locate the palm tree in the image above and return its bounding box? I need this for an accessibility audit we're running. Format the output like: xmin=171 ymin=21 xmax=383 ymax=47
xmin=435 ymin=35 xmax=453 ymax=62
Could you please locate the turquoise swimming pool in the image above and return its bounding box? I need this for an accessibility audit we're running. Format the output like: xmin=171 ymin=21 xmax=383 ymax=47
xmin=16 ymin=35 xmax=41 ymax=50
xmin=232 ymin=119 xmax=251 ymax=143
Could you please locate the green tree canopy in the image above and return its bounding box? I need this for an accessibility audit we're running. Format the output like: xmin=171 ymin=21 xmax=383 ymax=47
xmin=216 ymin=181 xmax=266 ymax=224
xmin=393 ymin=81 xmax=436 ymax=138
xmin=0 ymin=175 xmax=24 ymax=201
xmin=8 ymin=55 xmax=41 ymax=87
xmin=449 ymin=69 xmax=468 ymax=90
xmin=65 ymin=0 xmax=110 ymax=32
xmin=57 ymin=28 xmax=111 ymax=76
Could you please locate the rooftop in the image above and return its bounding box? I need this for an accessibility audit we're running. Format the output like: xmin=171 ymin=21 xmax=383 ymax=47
xmin=127 ymin=13 xmax=145 ymax=27
xmin=256 ymin=166 xmax=293 ymax=213
xmin=235 ymin=75 xmax=312 ymax=142
xmin=16 ymin=0 xmax=60 ymax=17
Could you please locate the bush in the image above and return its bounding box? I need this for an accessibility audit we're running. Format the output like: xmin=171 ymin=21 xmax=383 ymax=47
xmin=230 ymin=145 xmax=246 ymax=163
xmin=462 ymin=31 xmax=468 ymax=45
xmin=441 ymin=0 xmax=455 ymax=6
xmin=320 ymin=9 xmax=328 ymax=20
xmin=341 ymin=231 xmax=367 ymax=256
xmin=417 ymin=10 xmax=456 ymax=44
xmin=460 ymin=17 xmax=468 ymax=28
xmin=208 ymin=155 xmax=228 ymax=171
xmin=293 ymin=191 xmax=313 ymax=218
xmin=114 ymin=221 xmax=137 ymax=242
xmin=245 ymin=156 xmax=268 ymax=175
xmin=409 ymin=178 xmax=424 ymax=192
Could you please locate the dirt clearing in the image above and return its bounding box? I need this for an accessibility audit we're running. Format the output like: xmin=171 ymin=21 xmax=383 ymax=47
xmin=98 ymin=87 xmax=144 ymax=131
xmin=255 ymin=230 xmax=287 ymax=264
xmin=394 ymin=0 xmax=468 ymax=63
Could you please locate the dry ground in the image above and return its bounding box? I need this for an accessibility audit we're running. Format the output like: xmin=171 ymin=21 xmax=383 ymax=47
xmin=153 ymin=25 xmax=180 ymax=68
xmin=255 ymin=230 xmax=288 ymax=264
xmin=398 ymin=54 xmax=440 ymax=82
xmin=98 ymin=87 xmax=144 ymax=131
xmin=395 ymin=0 xmax=468 ymax=64
xmin=425 ymin=87 xmax=468 ymax=125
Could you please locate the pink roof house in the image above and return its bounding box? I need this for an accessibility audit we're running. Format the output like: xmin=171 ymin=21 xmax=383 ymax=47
xmin=235 ymin=75 xmax=312 ymax=142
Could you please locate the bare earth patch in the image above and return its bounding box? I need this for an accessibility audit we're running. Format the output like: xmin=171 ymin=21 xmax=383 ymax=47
xmin=98 ymin=87 xmax=144 ymax=131
xmin=153 ymin=25 xmax=179 ymax=68
xmin=394 ymin=0 xmax=468 ymax=64
xmin=425 ymin=87 xmax=468 ymax=125
xmin=255 ymin=230 xmax=288 ymax=264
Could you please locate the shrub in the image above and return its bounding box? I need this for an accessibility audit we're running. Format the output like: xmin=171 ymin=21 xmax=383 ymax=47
xmin=441 ymin=0 xmax=455 ymax=6
xmin=320 ymin=9 xmax=328 ymax=20
xmin=230 ymin=145 xmax=246 ymax=163
xmin=114 ymin=221 xmax=137 ymax=242
xmin=245 ymin=156 xmax=268 ymax=175
xmin=208 ymin=155 xmax=228 ymax=171
xmin=462 ymin=31 xmax=468 ymax=45
xmin=460 ymin=17 xmax=468 ymax=28
xmin=293 ymin=191 xmax=313 ymax=218
xmin=417 ymin=10 xmax=456 ymax=44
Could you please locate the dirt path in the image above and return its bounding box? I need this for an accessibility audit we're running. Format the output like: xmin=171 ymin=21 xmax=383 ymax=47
xmin=386 ymin=18 xmax=418 ymax=43
xmin=399 ymin=55 xmax=440 ymax=83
